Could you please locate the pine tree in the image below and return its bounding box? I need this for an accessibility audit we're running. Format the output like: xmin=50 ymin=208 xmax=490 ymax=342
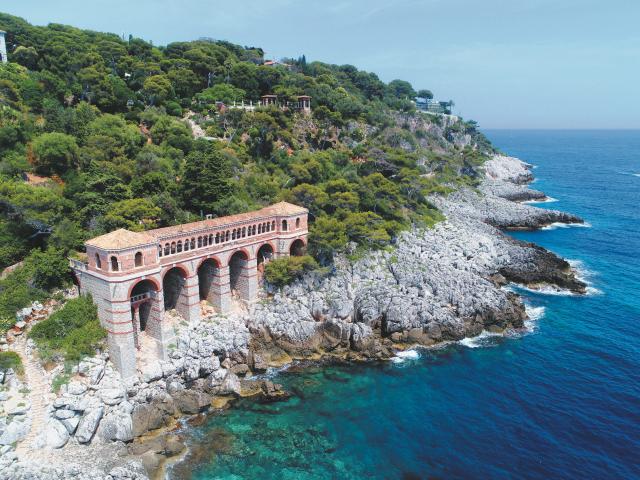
xmin=180 ymin=140 xmax=231 ymax=215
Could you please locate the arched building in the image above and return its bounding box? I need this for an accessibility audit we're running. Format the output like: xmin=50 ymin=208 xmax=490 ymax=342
xmin=71 ymin=202 xmax=308 ymax=377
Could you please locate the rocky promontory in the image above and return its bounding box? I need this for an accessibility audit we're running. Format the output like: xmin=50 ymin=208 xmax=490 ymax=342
xmin=0 ymin=154 xmax=587 ymax=480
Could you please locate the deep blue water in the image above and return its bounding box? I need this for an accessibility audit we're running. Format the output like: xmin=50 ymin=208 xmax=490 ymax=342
xmin=171 ymin=130 xmax=640 ymax=480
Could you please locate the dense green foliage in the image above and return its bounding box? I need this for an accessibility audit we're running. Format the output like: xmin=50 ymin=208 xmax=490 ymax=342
xmin=0 ymin=247 xmax=70 ymax=329
xmin=264 ymin=255 xmax=319 ymax=288
xmin=0 ymin=12 xmax=493 ymax=312
xmin=0 ymin=351 xmax=23 ymax=374
xmin=29 ymin=295 xmax=105 ymax=362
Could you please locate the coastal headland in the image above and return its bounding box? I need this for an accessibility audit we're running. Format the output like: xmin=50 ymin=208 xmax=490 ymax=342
xmin=0 ymin=154 xmax=587 ymax=480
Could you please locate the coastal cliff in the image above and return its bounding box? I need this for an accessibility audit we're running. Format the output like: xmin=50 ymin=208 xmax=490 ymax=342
xmin=0 ymin=154 xmax=587 ymax=480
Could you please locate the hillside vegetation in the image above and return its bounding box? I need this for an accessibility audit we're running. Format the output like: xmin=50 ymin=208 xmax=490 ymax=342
xmin=0 ymin=12 xmax=493 ymax=323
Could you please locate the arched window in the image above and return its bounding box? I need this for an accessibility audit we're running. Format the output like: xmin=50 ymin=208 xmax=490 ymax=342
xmin=226 ymin=231 xmax=230 ymax=241
xmin=184 ymin=240 xmax=189 ymax=252
xmin=197 ymin=237 xmax=202 ymax=248
xmin=282 ymin=220 xmax=288 ymax=231
xmin=258 ymin=224 xmax=262 ymax=234
xmin=95 ymin=254 xmax=102 ymax=269
xmin=209 ymin=234 xmax=213 ymax=245
xmin=171 ymin=242 xmax=176 ymax=254
xmin=191 ymin=238 xmax=195 ymax=249
xmin=242 ymin=227 xmax=246 ymax=238
xmin=272 ymin=221 xmax=276 ymax=231
xmin=135 ymin=251 xmax=143 ymax=267
xmin=252 ymin=225 xmax=257 ymax=235
xmin=110 ymin=256 xmax=119 ymax=271
xmin=215 ymin=233 xmax=220 ymax=244
xmin=164 ymin=243 xmax=170 ymax=256
xmin=296 ymin=218 xmax=301 ymax=229
xmin=232 ymin=230 xmax=236 ymax=240
xmin=203 ymin=236 xmax=208 ymax=247
xmin=158 ymin=246 xmax=163 ymax=258
xmin=177 ymin=241 xmax=183 ymax=253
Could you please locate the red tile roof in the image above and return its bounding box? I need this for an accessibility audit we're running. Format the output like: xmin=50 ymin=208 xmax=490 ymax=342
xmin=85 ymin=202 xmax=307 ymax=249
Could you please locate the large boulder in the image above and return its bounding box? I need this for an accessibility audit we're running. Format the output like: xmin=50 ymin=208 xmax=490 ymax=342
xmin=0 ymin=416 xmax=29 ymax=445
xmin=210 ymin=371 xmax=241 ymax=396
xmin=100 ymin=387 xmax=125 ymax=406
xmin=45 ymin=419 xmax=69 ymax=448
xmin=172 ymin=390 xmax=212 ymax=415
xmin=76 ymin=406 xmax=104 ymax=444
xmin=139 ymin=363 xmax=163 ymax=383
xmin=132 ymin=393 xmax=175 ymax=437
xmin=350 ymin=323 xmax=374 ymax=351
xmin=100 ymin=411 xmax=133 ymax=442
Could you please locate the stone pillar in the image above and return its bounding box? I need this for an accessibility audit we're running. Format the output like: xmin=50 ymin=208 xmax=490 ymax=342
xmin=103 ymin=300 xmax=137 ymax=378
xmin=176 ymin=274 xmax=201 ymax=323
xmin=212 ymin=266 xmax=232 ymax=313
xmin=143 ymin=292 xmax=174 ymax=361
xmin=236 ymin=257 xmax=258 ymax=303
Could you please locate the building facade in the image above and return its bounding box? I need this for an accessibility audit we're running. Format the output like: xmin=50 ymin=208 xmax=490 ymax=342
xmin=71 ymin=202 xmax=308 ymax=378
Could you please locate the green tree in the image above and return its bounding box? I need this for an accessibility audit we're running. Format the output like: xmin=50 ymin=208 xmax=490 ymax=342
xmin=180 ymin=140 xmax=232 ymax=214
xmin=309 ymin=215 xmax=348 ymax=262
xmin=143 ymin=74 xmax=173 ymax=105
xmin=102 ymin=198 xmax=162 ymax=231
xmin=31 ymin=132 xmax=79 ymax=175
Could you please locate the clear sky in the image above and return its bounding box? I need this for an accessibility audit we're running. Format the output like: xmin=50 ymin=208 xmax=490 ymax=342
xmin=3 ymin=1 xmax=639 ymax=129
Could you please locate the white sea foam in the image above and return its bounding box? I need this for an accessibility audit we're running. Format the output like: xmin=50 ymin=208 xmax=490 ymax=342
xmin=569 ymin=259 xmax=603 ymax=295
xmin=523 ymin=304 xmax=545 ymax=333
xmin=458 ymin=330 xmax=503 ymax=349
xmin=632 ymin=173 xmax=640 ymax=177
xmin=541 ymin=221 xmax=591 ymax=231
xmin=391 ymin=349 xmax=421 ymax=363
xmin=523 ymin=196 xmax=558 ymax=204
xmin=517 ymin=284 xmax=576 ymax=296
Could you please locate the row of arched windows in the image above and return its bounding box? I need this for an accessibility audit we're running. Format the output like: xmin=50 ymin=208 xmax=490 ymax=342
xmin=157 ymin=218 xmax=294 ymax=258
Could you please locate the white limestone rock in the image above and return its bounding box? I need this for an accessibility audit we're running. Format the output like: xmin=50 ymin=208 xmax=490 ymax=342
xmin=75 ymin=406 xmax=104 ymax=444
xmin=45 ymin=418 xmax=69 ymax=448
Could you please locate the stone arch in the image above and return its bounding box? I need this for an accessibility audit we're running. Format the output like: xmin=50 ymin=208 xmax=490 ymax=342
xmin=257 ymin=243 xmax=275 ymax=266
xmin=229 ymin=250 xmax=250 ymax=298
xmin=134 ymin=251 xmax=143 ymax=267
xmin=162 ymin=266 xmax=187 ymax=311
xmin=290 ymin=239 xmax=306 ymax=256
xmin=130 ymin=279 xmax=160 ymax=345
xmin=110 ymin=256 xmax=119 ymax=271
xmin=198 ymin=257 xmax=221 ymax=303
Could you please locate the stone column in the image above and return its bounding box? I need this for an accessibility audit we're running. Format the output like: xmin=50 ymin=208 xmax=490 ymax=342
xmin=103 ymin=300 xmax=137 ymax=378
xmin=211 ymin=265 xmax=232 ymax=313
xmin=143 ymin=292 xmax=173 ymax=361
xmin=176 ymin=274 xmax=201 ymax=323
xmin=237 ymin=257 xmax=258 ymax=303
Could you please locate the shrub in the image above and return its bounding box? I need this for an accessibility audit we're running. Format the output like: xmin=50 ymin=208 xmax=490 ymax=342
xmin=30 ymin=295 xmax=105 ymax=362
xmin=0 ymin=351 xmax=23 ymax=375
xmin=264 ymin=255 xmax=319 ymax=288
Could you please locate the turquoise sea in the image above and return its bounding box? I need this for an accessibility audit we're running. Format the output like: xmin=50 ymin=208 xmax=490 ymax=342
xmin=169 ymin=130 xmax=640 ymax=480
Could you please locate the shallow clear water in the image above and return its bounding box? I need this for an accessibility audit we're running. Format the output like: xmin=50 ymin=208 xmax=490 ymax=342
xmin=170 ymin=130 xmax=640 ymax=480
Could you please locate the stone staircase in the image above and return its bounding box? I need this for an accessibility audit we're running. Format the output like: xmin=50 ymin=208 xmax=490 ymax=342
xmin=13 ymin=335 xmax=52 ymax=456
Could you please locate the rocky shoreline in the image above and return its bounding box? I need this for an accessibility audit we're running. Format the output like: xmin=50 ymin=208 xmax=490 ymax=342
xmin=0 ymin=154 xmax=587 ymax=480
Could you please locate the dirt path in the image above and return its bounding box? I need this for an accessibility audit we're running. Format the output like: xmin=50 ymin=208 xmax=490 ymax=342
xmin=12 ymin=335 xmax=52 ymax=456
